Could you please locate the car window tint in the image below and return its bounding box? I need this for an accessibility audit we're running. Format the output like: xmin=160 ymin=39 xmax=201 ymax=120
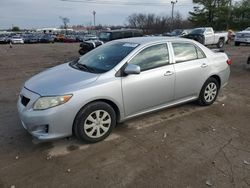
xmin=129 ymin=44 xmax=169 ymax=71
xmin=172 ymin=43 xmax=198 ymax=63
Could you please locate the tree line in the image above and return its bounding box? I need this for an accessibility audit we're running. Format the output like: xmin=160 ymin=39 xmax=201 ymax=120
xmin=126 ymin=0 xmax=250 ymax=34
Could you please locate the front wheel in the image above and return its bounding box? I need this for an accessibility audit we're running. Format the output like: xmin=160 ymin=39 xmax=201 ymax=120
xmin=198 ymin=78 xmax=219 ymax=106
xmin=73 ymin=102 xmax=116 ymax=143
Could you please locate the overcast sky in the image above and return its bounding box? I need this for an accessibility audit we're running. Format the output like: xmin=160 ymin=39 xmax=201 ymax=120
xmin=0 ymin=0 xmax=194 ymax=29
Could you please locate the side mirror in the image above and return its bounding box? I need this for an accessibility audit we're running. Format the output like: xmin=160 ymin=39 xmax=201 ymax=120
xmin=124 ymin=64 xmax=141 ymax=75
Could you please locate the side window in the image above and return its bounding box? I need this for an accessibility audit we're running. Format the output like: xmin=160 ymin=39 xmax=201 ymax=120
xmin=129 ymin=44 xmax=169 ymax=71
xmin=172 ymin=43 xmax=206 ymax=63
xmin=205 ymin=28 xmax=213 ymax=35
xmin=172 ymin=43 xmax=197 ymax=63
xmin=196 ymin=47 xmax=206 ymax=59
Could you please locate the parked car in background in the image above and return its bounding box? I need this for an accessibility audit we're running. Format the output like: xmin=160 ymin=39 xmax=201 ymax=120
xmin=0 ymin=35 xmax=8 ymax=44
xmin=234 ymin=27 xmax=250 ymax=46
xmin=63 ymin=35 xmax=77 ymax=43
xmin=164 ymin=29 xmax=192 ymax=37
xmin=78 ymin=29 xmax=143 ymax=55
xmin=79 ymin=40 xmax=104 ymax=55
xmin=183 ymin=27 xmax=228 ymax=48
xmin=98 ymin=29 xmax=143 ymax=42
xmin=23 ymin=35 xmax=39 ymax=44
xmin=55 ymin=34 xmax=65 ymax=42
xmin=11 ymin=36 xmax=24 ymax=44
xmin=18 ymin=37 xmax=231 ymax=142
xmin=40 ymin=34 xmax=54 ymax=43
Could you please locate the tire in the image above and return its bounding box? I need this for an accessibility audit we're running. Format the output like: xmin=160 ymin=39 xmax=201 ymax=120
xmin=198 ymin=77 xmax=219 ymax=106
xmin=217 ymin=38 xmax=224 ymax=48
xmin=235 ymin=42 xmax=240 ymax=46
xmin=73 ymin=102 xmax=116 ymax=143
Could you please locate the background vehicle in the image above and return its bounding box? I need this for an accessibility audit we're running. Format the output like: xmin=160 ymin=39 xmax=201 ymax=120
xmin=55 ymin=34 xmax=65 ymax=42
xmin=0 ymin=35 xmax=8 ymax=44
xmin=23 ymin=35 xmax=39 ymax=43
xmin=98 ymin=29 xmax=143 ymax=42
xmin=78 ymin=40 xmax=103 ymax=55
xmin=18 ymin=37 xmax=231 ymax=143
xmin=164 ymin=29 xmax=192 ymax=37
xmin=184 ymin=27 xmax=228 ymax=48
xmin=234 ymin=27 xmax=250 ymax=46
xmin=63 ymin=35 xmax=77 ymax=43
xmin=78 ymin=29 xmax=143 ymax=55
xmin=10 ymin=36 xmax=24 ymax=44
xmin=39 ymin=34 xmax=55 ymax=43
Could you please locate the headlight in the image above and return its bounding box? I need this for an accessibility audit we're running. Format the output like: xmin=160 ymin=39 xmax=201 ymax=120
xmin=33 ymin=95 xmax=72 ymax=110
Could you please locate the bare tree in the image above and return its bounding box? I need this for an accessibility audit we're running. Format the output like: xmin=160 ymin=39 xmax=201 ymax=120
xmin=59 ymin=16 xmax=70 ymax=33
xmin=127 ymin=12 xmax=192 ymax=34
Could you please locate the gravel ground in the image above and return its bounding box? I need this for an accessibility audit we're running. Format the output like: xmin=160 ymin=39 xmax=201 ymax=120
xmin=0 ymin=42 xmax=249 ymax=188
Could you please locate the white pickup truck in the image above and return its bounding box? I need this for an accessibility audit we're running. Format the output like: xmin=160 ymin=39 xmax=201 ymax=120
xmin=235 ymin=27 xmax=250 ymax=46
xmin=184 ymin=27 xmax=228 ymax=48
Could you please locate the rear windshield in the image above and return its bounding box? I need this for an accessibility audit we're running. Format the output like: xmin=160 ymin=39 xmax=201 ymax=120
xmin=77 ymin=42 xmax=139 ymax=73
xmin=190 ymin=28 xmax=205 ymax=35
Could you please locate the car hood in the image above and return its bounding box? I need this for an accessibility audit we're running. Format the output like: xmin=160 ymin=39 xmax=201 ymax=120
xmin=25 ymin=63 xmax=99 ymax=96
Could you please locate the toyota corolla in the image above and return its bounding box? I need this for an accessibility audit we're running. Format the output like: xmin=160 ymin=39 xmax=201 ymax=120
xmin=17 ymin=37 xmax=231 ymax=142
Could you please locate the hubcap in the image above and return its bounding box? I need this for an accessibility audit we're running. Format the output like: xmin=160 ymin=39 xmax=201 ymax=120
xmin=84 ymin=110 xmax=111 ymax=138
xmin=204 ymin=82 xmax=217 ymax=102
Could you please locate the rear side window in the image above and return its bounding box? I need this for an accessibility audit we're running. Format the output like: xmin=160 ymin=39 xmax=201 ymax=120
xmin=129 ymin=44 xmax=169 ymax=71
xmin=172 ymin=43 xmax=205 ymax=63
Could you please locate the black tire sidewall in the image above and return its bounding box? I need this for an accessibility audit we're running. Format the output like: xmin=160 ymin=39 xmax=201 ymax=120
xmin=74 ymin=102 xmax=116 ymax=143
xmin=199 ymin=78 xmax=219 ymax=106
xmin=217 ymin=39 xmax=224 ymax=48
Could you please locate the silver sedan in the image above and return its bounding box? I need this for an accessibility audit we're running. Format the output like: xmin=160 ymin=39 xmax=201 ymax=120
xmin=17 ymin=37 xmax=231 ymax=142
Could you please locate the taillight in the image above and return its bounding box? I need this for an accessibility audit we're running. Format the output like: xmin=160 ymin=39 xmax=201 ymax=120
xmin=227 ymin=59 xmax=232 ymax=65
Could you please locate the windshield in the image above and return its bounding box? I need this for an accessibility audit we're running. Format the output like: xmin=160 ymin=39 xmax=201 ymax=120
xmin=245 ymin=27 xmax=250 ymax=31
xmin=99 ymin=32 xmax=111 ymax=42
xmin=190 ymin=28 xmax=205 ymax=35
xmin=77 ymin=42 xmax=139 ymax=73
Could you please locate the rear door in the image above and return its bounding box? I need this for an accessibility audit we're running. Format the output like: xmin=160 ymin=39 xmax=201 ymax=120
xmin=171 ymin=42 xmax=210 ymax=100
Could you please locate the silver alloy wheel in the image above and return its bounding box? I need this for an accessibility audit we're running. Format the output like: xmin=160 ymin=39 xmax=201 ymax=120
xmin=84 ymin=110 xmax=111 ymax=138
xmin=204 ymin=82 xmax=217 ymax=102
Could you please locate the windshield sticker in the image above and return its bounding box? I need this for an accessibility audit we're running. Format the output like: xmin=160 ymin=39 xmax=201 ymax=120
xmin=123 ymin=43 xmax=139 ymax=48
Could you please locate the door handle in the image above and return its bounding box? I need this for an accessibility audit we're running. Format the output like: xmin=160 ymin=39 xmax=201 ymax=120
xmin=201 ymin=63 xmax=208 ymax=68
xmin=164 ymin=71 xmax=174 ymax=76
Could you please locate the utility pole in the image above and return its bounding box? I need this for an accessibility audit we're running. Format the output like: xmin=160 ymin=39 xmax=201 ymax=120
xmin=93 ymin=10 xmax=96 ymax=28
xmin=171 ymin=0 xmax=177 ymax=31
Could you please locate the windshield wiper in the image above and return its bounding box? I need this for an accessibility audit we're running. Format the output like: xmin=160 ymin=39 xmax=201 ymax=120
xmin=76 ymin=62 xmax=95 ymax=73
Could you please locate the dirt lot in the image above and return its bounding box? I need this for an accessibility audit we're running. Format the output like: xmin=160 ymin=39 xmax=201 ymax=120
xmin=0 ymin=42 xmax=250 ymax=188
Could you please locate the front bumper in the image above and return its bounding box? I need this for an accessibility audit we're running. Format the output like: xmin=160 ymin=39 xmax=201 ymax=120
xmin=17 ymin=87 xmax=75 ymax=140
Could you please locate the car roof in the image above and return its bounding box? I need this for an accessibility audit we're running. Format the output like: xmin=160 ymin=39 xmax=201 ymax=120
xmin=113 ymin=36 xmax=195 ymax=45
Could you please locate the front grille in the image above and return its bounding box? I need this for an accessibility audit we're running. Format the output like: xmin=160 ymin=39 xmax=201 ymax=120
xmin=21 ymin=95 xmax=30 ymax=106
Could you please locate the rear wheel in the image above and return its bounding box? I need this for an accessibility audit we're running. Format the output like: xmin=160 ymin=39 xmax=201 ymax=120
xmin=198 ymin=77 xmax=219 ymax=106
xmin=235 ymin=42 xmax=240 ymax=46
xmin=73 ymin=102 xmax=116 ymax=143
xmin=217 ymin=38 xmax=224 ymax=48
